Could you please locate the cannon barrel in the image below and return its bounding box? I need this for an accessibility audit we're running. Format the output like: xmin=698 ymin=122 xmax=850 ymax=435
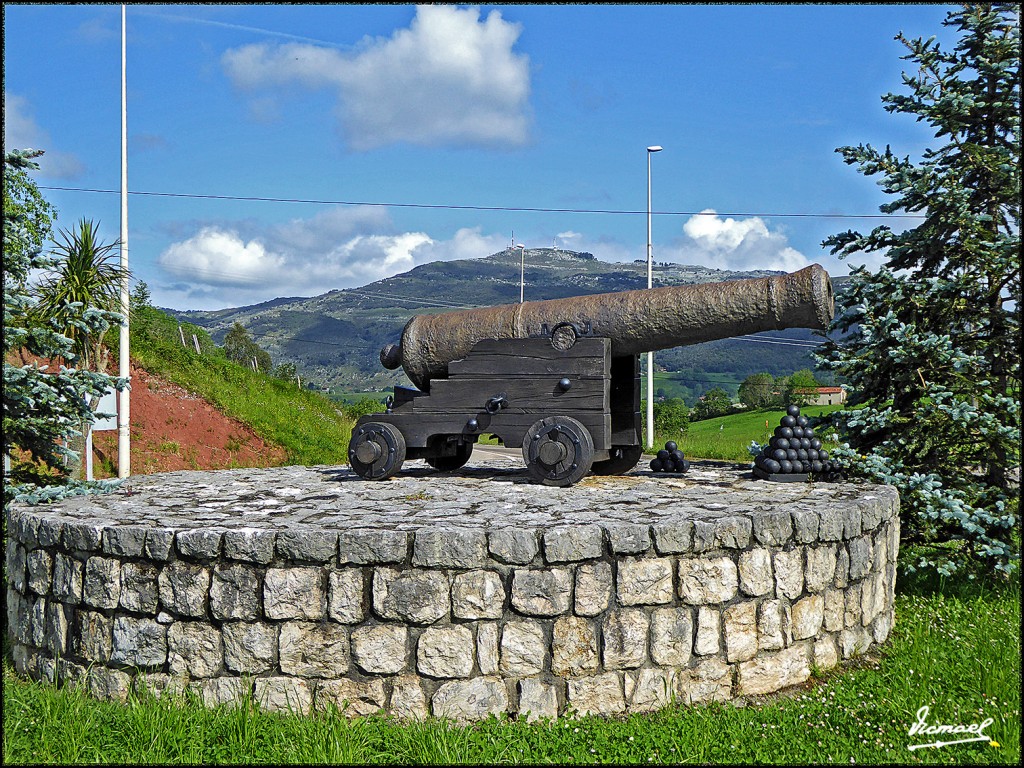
xmin=381 ymin=264 xmax=834 ymax=391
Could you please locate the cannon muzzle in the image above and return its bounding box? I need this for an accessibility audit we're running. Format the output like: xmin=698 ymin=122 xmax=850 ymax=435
xmin=382 ymin=264 xmax=833 ymax=391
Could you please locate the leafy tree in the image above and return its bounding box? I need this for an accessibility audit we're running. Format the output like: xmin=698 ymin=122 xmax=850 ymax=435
xmin=653 ymin=397 xmax=689 ymax=438
xmin=341 ymin=398 xmax=386 ymax=421
xmin=783 ymin=368 xmax=820 ymax=407
xmin=34 ymin=218 xmax=127 ymax=373
xmin=738 ymin=373 xmax=776 ymax=408
xmin=816 ymin=4 xmax=1020 ymax=577
xmin=273 ymin=361 xmax=298 ymax=382
xmin=3 ymin=150 xmax=125 ymax=495
xmin=223 ymin=322 xmax=272 ymax=372
xmin=130 ymin=280 xmax=152 ymax=312
xmin=692 ymin=387 xmax=733 ymax=421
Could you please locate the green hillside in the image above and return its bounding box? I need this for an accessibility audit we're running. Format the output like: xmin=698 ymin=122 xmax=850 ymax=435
xmin=169 ymin=249 xmax=843 ymax=397
xmin=118 ymin=306 xmax=356 ymax=466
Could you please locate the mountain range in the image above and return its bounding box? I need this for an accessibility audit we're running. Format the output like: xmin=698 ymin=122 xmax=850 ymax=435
xmin=169 ymin=248 xmax=844 ymax=401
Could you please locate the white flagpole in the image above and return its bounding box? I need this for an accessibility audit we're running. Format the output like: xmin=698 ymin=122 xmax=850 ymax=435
xmin=117 ymin=3 xmax=131 ymax=478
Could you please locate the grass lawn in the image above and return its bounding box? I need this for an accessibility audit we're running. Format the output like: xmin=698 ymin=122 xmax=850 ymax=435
xmin=659 ymin=405 xmax=844 ymax=462
xmin=3 ymin=571 xmax=1018 ymax=765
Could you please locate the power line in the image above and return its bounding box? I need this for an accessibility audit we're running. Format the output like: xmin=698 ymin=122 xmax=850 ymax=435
xmin=745 ymin=334 xmax=824 ymax=344
xmin=38 ymin=185 xmax=928 ymax=220
xmin=735 ymin=336 xmax=822 ymax=348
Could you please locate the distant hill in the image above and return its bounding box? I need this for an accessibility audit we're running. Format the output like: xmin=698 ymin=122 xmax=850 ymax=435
xmin=169 ymin=248 xmax=847 ymax=400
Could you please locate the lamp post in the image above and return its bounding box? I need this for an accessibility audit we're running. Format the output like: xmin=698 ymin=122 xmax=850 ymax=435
xmin=516 ymin=243 xmax=526 ymax=303
xmin=645 ymin=145 xmax=662 ymax=450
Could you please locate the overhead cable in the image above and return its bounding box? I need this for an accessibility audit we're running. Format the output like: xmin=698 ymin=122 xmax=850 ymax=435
xmin=39 ymin=185 xmax=927 ymax=219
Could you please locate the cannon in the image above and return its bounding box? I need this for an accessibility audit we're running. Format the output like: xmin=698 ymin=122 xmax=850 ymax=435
xmin=349 ymin=264 xmax=834 ymax=486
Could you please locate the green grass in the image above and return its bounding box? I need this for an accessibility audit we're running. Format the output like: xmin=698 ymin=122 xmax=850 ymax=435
xmin=120 ymin=307 xmax=355 ymax=466
xmin=655 ymin=405 xmax=844 ymax=462
xmin=3 ymin=578 xmax=1018 ymax=765
xmin=329 ymin=390 xmax=391 ymax=404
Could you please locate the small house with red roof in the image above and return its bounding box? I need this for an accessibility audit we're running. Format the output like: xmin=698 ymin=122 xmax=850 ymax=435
xmin=794 ymin=386 xmax=847 ymax=406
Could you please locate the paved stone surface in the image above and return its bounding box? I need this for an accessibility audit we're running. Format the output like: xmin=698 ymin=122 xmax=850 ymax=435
xmin=8 ymin=461 xmax=893 ymax=535
xmin=6 ymin=458 xmax=899 ymax=721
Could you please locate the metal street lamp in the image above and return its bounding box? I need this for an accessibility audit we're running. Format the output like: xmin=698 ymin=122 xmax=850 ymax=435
xmin=516 ymin=243 xmax=526 ymax=303
xmin=646 ymin=145 xmax=663 ymax=450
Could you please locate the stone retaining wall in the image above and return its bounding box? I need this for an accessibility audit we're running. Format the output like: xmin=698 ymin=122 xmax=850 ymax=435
xmin=4 ymin=462 xmax=899 ymax=721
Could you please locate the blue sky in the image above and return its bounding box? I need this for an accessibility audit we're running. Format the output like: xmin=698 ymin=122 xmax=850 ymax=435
xmin=4 ymin=3 xmax=960 ymax=311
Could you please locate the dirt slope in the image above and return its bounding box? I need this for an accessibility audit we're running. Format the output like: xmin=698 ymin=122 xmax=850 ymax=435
xmin=88 ymin=361 xmax=288 ymax=477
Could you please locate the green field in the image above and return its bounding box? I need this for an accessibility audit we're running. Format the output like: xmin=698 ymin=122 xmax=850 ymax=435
xmin=3 ymin=572 xmax=1018 ymax=765
xmin=657 ymin=405 xmax=844 ymax=462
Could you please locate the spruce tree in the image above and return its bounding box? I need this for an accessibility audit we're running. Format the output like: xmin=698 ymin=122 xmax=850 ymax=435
xmin=3 ymin=150 xmax=126 ymax=499
xmin=817 ymin=4 xmax=1020 ymax=576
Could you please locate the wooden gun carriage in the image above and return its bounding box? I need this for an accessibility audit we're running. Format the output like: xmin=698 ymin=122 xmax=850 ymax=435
xmin=348 ymin=265 xmax=834 ymax=486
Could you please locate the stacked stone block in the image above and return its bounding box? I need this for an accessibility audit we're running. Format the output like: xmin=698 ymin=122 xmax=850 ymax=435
xmin=5 ymin=484 xmax=899 ymax=722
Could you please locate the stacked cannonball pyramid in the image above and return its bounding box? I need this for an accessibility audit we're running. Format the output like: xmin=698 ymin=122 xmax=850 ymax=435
xmin=752 ymin=404 xmax=837 ymax=482
xmin=650 ymin=441 xmax=690 ymax=473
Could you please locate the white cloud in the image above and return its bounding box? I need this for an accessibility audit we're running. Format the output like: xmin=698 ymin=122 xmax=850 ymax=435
xmin=3 ymin=92 xmax=85 ymax=179
xmin=221 ymin=5 xmax=530 ymax=150
xmin=675 ymin=209 xmax=810 ymax=272
xmin=155 ymin=207 xmax=518 ymax=309
xmin=160 ymin=228 xmax=285 ymax=287
xmin=413 ymin=227 xmax=509 ymax=266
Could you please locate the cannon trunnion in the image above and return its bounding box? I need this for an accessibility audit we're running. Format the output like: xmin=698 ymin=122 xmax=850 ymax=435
xmin=350 ymin=333 xmax=642 ymax=486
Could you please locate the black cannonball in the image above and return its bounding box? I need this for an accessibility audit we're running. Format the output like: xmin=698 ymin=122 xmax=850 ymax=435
xmin=804 ymin=428 xmax=816 ymax=439
xmin=650 ymin=458 xmax=663 ymax=472
xmin=772 ymin=448 xmax=788 ymax=462
xmin=681 ymin=459 xmax=690 ymax=472
xmin=797 ymin=437 xmax=808 ymax=449
xmin=773 ymin=437 xmax=791 ymax=450
xmin=764 ymin=458 xmax=781 ymax=474
xmin=792 ymin=426 xmax=805 ymax=438
xmin=819 ymin=450 xmax=829 ymax=461
xmin=657 ymin=449 xmax=670 ymax=461
xmin=665 ymin=441 xmax=678 ymax=452
xmin=781 ymin=415 xmax=796 ymax=428
xmin=671 ymin=450 xmax=686 ymax=462
xmin=810 ymin=438 xmax=822 ymax=450
xmin=797 ymin=449 xmax=809 ymax=462
xmin=797 ymin=415 xmax=809 ymax=427
xmin=786 ymin=448 xmax=798 ymax=461
xmin=806 ymin=448 xmax=819 ymax=461
xmin=775 ymin=426 xmax=794 ymax=440
xmin=779 ymin=460 xmax=794 ymax=474
xmin=811 ymin=460 xmax=824 ymax=474
xmin=786 ymin=404 xmax=800 ymax=416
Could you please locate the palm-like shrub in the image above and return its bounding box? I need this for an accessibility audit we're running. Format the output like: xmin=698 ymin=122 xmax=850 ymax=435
xmin=35 ymin=218 xmax=127 ymax=372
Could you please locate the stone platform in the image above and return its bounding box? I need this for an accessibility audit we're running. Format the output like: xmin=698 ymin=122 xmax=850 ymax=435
xmin=5 ymin=457 xmax=899 ymax=721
